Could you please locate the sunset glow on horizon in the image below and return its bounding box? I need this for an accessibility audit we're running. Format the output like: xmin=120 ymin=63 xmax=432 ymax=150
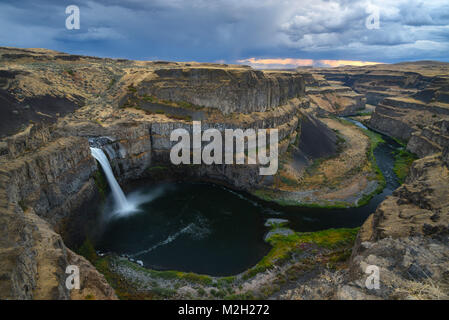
xmin=237 ymin=58 xmax=384 ymax=69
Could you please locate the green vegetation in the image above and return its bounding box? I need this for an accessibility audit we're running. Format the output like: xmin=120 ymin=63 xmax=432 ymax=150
xmin=394 ymin=149 xmax=417 ymax=183
xmin=91 ymin=226 xmax=358 ymax=299
xmin=64 ymin=69 xmax=75 ymax=76
xmin=147 ymin=165 xmax=168 ymax=172
xmin=93 ymin=170 xmax=108 ymax=199
xmin=210 ymin=289 xmax=226 ymax=298
xmin=355 ymin=127 xmax=386 ymax=207
xmin=196 ymin=287 xmax=206 ymax=296
xmin=120 ymin=259 xmax=213 ymax=286
xmin=354 ymin=111 xmax=373 ymax=116
xmin=166 ymin=114 xmax=192 ymax=121
xmin=336 ymin=118 xmax=387 ymax=207
xmin=217 ymin=276 xmax=236 ymax=287
xmin=108 ymin=78 xmax=117 ymax=89
xmin=334 ymin=129 xmax=346 ymax=153
xmin=176 ymin=100 xmax=204 ymax=111
xmin=224 ymin=292 xmax=255 ymax=300
xmin=95 ymin=257 xmax=152 ymax=299
xmin=150 ymin=286 xmax=177 ymax=298
xmin=304 ymin=157 xmax=324 ymax=176
xmin=18 ymin=200 xmax=28 ymax=212
xmin=242 ymin=228 xmax=358 ymax=280
xmin=392 ymin=136 xmax=408 ymax=147
xmin=127 ymin=85 xmax=137 ymax=93
xmin=140 ymin=93 xmax=204 ymax=111
xmin=279 ymin=175 xmax=298 ymax=187
xmin=78 ymin=237 xmax=97 ymax=263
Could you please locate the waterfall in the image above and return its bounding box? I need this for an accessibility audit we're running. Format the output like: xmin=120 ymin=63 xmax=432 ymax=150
xmin=90 ymin=147 xmax=136 ymax=214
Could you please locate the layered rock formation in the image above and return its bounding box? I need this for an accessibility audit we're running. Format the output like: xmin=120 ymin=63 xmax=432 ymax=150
xmin=0 ymin=137 xmax=117 ymax=299
xmin=312 ymin=62 xmax=449 ymax=158
xmin=0 ymin=47 xmax=310 ymax=299
xmin=340 ymin=148 xmax=449 ymax=299
xmin=1 ymin=47 xmax=448 ymax=300
xmin=301 ymin=61 xmax=449 ymax=300
xmin=298 ymin=71 xmax=366 ymax=115
xmin=136 ymin=68 xmax=305 ymax=114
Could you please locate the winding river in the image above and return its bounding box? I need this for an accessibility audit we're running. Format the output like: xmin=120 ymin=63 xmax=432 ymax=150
xmin=84 ymin=119 xmax=401 ymax=276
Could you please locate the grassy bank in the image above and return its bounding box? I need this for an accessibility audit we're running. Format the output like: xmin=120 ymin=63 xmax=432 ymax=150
xmin=393 ymin=149 xmax=417 ymax=183
xmin=337 ymin=117 xmax=386 ymax=207
xmin=242 ymin=227 xmax=358 ymax=280
xmin=252 ymin=117 xmax=387 ymax=209
xmin=79 ymin=226 xmax=358 ymax=300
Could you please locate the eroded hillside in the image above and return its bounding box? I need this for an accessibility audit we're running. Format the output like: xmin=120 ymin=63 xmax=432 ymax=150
xmin=0 ymin=48 xmax=448 ymax=300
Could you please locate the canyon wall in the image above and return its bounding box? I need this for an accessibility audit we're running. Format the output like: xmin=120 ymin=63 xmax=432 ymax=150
xmin=0 ymin=128 xmax=117 ymax=299
xmin=0 ymin=47 xmax=309 ymax=299
xmin=298 ymin=71 xmax=366 ymax=116
xmin=313 ymin=63 xmax=449 ymax=159
xmin=2 ymin=47 xmax=448 ymax=300
xmin=135 ymin=68 xmax=305 ymax=114
xmin=300 ymin=62 xmax=449 ymax=299
xmin=338 ymin=147 xmax=449 ymax=299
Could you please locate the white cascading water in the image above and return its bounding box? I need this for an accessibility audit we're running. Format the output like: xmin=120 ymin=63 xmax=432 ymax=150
xmin=90 ymin=147 xmax=136 ymax=214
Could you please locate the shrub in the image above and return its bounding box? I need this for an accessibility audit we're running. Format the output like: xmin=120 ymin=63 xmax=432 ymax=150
xmin=78 ymin=237 xmax=97 ymax=263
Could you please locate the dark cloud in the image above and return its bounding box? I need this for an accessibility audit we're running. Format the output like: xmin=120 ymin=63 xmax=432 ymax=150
xmin=0 ymin=0 xmax=447 ymax=63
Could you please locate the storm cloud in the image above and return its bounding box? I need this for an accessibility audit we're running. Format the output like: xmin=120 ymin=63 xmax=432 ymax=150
xmin=0 ymin=0 xmax=448 ymax=65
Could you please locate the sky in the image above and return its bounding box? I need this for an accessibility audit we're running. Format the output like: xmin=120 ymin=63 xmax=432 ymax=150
xmin=0 ymin=0 xmax=448 ymax=68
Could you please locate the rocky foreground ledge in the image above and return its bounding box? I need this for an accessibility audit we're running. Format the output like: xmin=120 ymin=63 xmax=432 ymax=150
xmin=0 ymin=47 xmax=448 ymax=299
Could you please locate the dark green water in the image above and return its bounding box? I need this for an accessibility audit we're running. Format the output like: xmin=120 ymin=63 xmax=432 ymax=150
xmin=89 ymin=126 xmax=400 ymax=276
xmin=92 ymin=182 xmax=271 ymax=276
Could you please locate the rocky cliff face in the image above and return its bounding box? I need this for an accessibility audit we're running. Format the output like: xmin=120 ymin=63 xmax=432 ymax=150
xmin=312 ymin=62 xmax=449 ymax=159
xmin=340 ymin=149 xmax=449 ymax=299
xmin=281 ymin=62 xmax=449 ymax=300
xmin=0 ymin=135 xmax=117 ymax=299
xmin=134 ymin=68 xmax=305 ymax=114
xmin=313 ymin=62 xmax=449 ymax=105
xmin=2 ymin=48 xmax=448 ymax=300
xmin=0 ymin=47 xmax=311 ymax=299
xmin=298 ymin=71 xmax=366 ymax=116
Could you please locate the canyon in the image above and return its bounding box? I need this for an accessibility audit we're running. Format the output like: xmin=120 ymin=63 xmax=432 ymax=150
xmin=0 ymin=47 xmax=447 ymax=300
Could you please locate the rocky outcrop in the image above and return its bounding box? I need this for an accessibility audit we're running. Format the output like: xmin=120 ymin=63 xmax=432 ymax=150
xmin=340 ymin=151 xmax=449 ymax=299
xmin=1 ymin=135 xmax=96 ymax=224
xmin=284 ymin=62 xmax=449 ymax=300
xmin=3 ymin=47 xmax=447 ymax=301
xmin=298 ymin=71 xmax=365 ymax=116
xmin=280 ymin=148 xmax=449 ymax=300
xmin=0 ymin=47 xmax=312 ymax=299
xmin=369 ymin=80 xmax=449 ymax=157
xmin=407 ymin=120 xmax=449 ymax=158
xmin=135 ymin=69 xmax=305 ymax=114
xmin=313 ymin=63 xmax=441 ymax=106
xmin=0 ymin=207 xmax=117 ymax=300
xmin=313 ymin=62 xmax=449 ymax=160
xmin=339 ymin=235 xmax=448 ymax=300
xmin=67 ymin=249 xmax=117 ymax=300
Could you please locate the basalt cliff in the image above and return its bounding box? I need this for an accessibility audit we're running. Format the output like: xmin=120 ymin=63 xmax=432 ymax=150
xmin=282 ymin=62 xmax=449 ymax=300
xmin=0 ymin=47 xmax=448 ymax=299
